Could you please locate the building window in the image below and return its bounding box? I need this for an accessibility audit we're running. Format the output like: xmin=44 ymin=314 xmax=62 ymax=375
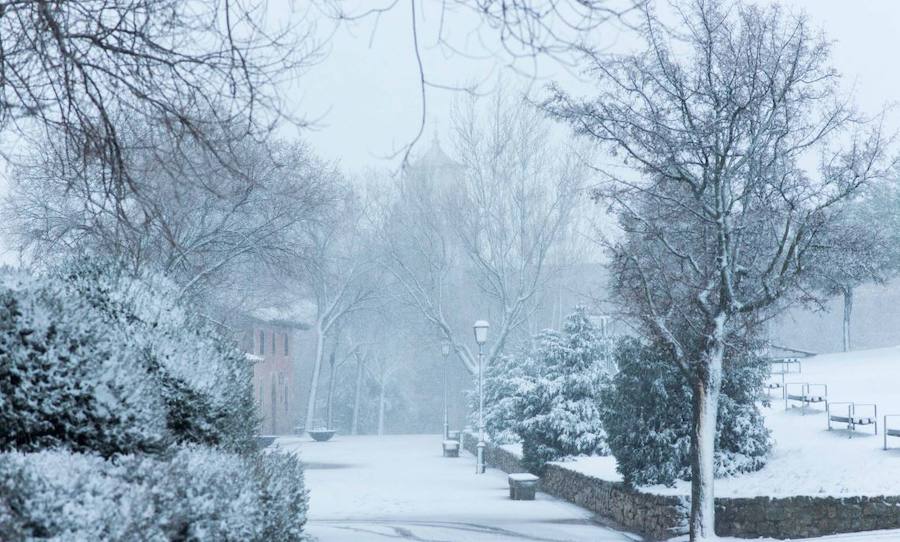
xmin=272 ymin=331 xmax=276 ymax=354
xmin=284 ymin=334 xmax=289 ymax=356
xmin=259 ymin=330 xmax=265 ymax=355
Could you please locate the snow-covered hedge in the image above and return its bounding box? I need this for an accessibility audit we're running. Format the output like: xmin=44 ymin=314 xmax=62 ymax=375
xmin=0 ymin=446 xmax=308 ymax=541
xmin=0 ymin=264 xmax=310 ymax=540
xmin=599 ymin=337 xmax=771 ymax=487
xmin=0 ymin=264 xmax=256 ymax=456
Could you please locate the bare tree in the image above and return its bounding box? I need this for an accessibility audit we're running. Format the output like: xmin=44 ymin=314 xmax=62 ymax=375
xmin=376 ymin=92 xmax=586 ymax=375
xmin=301 ymin=190 xmax=379 ymax=432
xmin=544 ymin=2 xmax=889 ymax=538
xmin=0 ymin=1 xmax=316 ymax=203
xmin=812 ymin=180 xmax=900 ymax=351
xmin=5 ymin=134 xmax=338 ymax=315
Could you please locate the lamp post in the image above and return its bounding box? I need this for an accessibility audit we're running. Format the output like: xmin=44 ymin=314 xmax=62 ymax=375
xmin=473 ymin=320 xmax=490 ymax=474
xmin=441 ymin=340 xmax=451 ymax=440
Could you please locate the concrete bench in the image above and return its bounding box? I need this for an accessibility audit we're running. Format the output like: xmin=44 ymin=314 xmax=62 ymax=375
xmin=827 ymin=402 xmax=877 ymax=438
xmin=442 ymin=440 xmax=459 ymax=457
xmin=508 ymin=473 xmax=539 ymax=500
xmin=884 ymin=415 xmax=900 ymax=450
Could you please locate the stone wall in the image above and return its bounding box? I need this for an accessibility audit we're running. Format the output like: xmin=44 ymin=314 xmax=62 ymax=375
xmin=460 ymin=432 xmax=524 ymax=475
xmin=461 ymin=432 xmax=900 ymax=540
xmin=460 ymin=432 xmax=686 ymax=540
xmin=540 ymin=462 xmax=687 ymax=540
xmin=716 ymin=495 xmax=900 ymax=539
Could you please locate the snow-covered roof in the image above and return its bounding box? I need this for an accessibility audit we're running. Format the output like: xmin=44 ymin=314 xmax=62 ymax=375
xmin=246 ymin=299 xmax=316 ymax=329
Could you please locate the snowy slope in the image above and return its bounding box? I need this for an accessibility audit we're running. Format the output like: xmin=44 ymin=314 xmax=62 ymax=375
xmin=570 ymin=346 xmax=900 ymax=497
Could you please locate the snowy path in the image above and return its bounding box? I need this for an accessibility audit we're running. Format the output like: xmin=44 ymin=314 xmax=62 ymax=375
xmin=278 ymin=434 xmax=637 ymax=542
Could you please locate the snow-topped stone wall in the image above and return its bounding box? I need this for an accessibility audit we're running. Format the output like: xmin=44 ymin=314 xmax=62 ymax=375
xmin=462 ymin=432 xmax=900 ymax=540
xmin=460 ymin=432 xmax=686 ymax=540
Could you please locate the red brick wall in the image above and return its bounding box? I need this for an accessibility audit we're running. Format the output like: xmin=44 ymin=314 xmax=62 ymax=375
xmin=248 ymin=323 xmax=295 ymax=434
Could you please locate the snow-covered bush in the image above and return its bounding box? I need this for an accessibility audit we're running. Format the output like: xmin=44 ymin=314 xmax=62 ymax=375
xmin=0 ymin=447 xmax=309 ymax=541
xmin=599 ymin=337 xmax=771 ymax=487
xmin=253 ymin=448 xmax=310 ymax=540
xmin=0 ymin=263 xmax=309 ymax=540
xmin=476 ymin=352 xmax=539 ymax=444
xmin=0 ymin=264 xmax=256 ymax=456
xmin=517 ymin=308 xmax=610 ymax=472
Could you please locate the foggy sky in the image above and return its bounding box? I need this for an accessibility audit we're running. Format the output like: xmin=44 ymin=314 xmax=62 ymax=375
xmin=1 ymin=0 xmax=899 ymax=263
xmin=294 ymin=0 xmax=900 ymax=173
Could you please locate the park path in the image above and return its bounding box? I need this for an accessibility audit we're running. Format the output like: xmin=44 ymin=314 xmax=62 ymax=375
xmin=278 ymin=434 xmax=638 ymax=542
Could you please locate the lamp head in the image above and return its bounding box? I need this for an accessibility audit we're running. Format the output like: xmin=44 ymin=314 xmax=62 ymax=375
xmin=473 ymin=320 xmax=490 ymax=345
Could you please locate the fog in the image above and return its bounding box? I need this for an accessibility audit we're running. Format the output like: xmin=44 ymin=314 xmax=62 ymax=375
xmin=2 ymin=2 xmax=900 ymax=541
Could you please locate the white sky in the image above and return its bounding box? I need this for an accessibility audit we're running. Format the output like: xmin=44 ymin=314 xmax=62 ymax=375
xmin=293 ymin=0 xmax=900 ymax=173
xmin=1 ymin=0 xmax=899 ymax=262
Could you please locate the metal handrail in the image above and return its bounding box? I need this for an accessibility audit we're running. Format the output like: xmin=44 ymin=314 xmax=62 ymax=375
xmin=884 ymin=414 xmax=900 ymax=450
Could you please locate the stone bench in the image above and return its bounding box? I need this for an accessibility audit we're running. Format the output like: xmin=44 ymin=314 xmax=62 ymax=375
xmin=508 ymin=473 xmax=540 ymax=500
xmin=442 ymin=440 xmax=460 ymax=457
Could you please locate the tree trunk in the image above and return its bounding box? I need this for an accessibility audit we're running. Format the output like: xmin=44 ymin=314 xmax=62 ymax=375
xmin=326 ymin=351 xmax=336 ymax=429
xmin=351 ymin=355 xmax=364 ymax=435
xmin=842 ymin=287 xmax=853 ymax=353
xmin=377 ymin=382 xmax=386 ymax=436
xmin=304 ymin=324 xmax=326 ymax=432
xmin=689 ymin=342 xmax=725 ymax=541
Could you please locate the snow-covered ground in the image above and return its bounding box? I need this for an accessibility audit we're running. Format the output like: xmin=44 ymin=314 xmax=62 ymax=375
xmin=646 ymin=346 xmax=900 ymax=497
xmin=278 ymin=434 xmax=637 ymax=541
xmin=279 ymin=347 xmax=900 ymax=540
xmin=550 ymin=346 xmax=900 ymax=498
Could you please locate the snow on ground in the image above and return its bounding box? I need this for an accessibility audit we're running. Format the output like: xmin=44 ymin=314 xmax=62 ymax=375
xmin=519 ymin=345 xmax=900 ymax=498
xmin=276 ymin=347 xmax=900 ymax=540
xmin=278 ymin=434 xmax=638 ymax=542
xmin=644 ymin=346 xmax=900 ymax=497
xmin=510 ymin=346 xmax=900 ymax=497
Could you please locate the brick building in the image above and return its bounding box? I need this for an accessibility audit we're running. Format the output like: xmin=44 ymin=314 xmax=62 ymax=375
xmin=239 ymin=312 xmax=313 ymax=435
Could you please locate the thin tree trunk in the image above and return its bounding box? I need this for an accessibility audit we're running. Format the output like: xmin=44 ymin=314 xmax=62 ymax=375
xmin=304 ymin=324 xmax=326 ymax=432
xmin=842 ymin=287 xmax=853 ymax=353
xmin=326 ymin=351 xmax=336 ymax=429
xmin=689 ymin=342 xmax=725 ymax=541
xmin=377 ymin=383 xmax=386 ymax=436
xmin=351 ymin=355 xmax=364 ymax=435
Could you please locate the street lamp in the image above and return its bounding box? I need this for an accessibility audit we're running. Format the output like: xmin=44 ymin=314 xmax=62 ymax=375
xmin=441 ymin=340 xmax=451 ymax=440
xmin=473 ymin=320 xmax=490 ymax=474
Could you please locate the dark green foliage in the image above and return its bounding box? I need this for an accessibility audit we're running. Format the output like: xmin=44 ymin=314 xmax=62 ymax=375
xmin=599 ymin=337 xmax=771 ymax=487
xmin=517 ymin=308 xmax=610 ymax=473
xmin=0 ymin=264 xmax=257 ymax=457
